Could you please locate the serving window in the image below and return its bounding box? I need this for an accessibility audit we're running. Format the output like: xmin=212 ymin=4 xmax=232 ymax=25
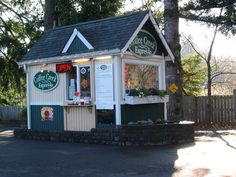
xmin=124 ymin=62 xmax=159 ymax=94
xmin=67 ymin=65 xmax=91 ymax=100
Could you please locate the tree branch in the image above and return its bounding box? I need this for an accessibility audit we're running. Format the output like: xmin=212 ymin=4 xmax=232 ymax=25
xmin=0 ymin=16 xmax=16 ymax=39
xmin=180 ymin=0 xmax=235 ymax=11
xmin=0 ymin=49 xmax=9 ymax=60
xmin=181 ymin=33 xmax=206 ymax=60
xmin=211 ymin=72 xmax=236 ymax=80
xmin=0 ymin=1 xmax=30 ymax=24
xmin=206 ymin=8 xmax=223 ymax=63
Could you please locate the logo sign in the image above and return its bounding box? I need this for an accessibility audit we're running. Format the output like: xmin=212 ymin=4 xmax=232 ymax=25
xmin=56 ymin=63 xmax=72 ymax=73
xmin=33 ymin=70 xmax=59 ymax=91
xmin=41 ymin=107 xmax=53 ymax=122
xmin=129 ymin=30 xmax=157 ymax=57
xmin=100 ymin=65 xmax=107 ymax=70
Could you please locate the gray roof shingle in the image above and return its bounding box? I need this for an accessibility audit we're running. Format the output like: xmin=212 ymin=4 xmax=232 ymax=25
xmin=21 ymin=10 xmax=150 ymax=62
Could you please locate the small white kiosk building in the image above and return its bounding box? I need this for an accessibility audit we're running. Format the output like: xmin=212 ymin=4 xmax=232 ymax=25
xmin=18 ymin=10 xmax=174 ymax=131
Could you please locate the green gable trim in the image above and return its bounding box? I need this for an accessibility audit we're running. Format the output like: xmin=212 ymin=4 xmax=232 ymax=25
xmin=67 ymin=36 xmax=91 ymax=54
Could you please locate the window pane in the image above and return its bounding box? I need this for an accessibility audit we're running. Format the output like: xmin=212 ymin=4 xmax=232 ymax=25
xmin=125 ymin=63 xmax=159 ymax=91
xmin=79 ymin=66 xmax=91 ymax=97
xmin=68 ymin=66 xmax=77 ymax=100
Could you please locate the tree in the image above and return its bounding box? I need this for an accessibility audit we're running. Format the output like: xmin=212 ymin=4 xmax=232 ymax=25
xmin=0 ymin=0 xmax=43 ymax=105
xmin=182 ymin=7 xmax=235 ymax=121
xmin=44 ymin=0 xmax=123 ymax=29
xmin=182 ymin=54 xmax=207 ymax=96
xmin=208 ymin=58 xmax=236 ymax=95
xmin=137 ymin=0 xmax=235 ymax=120
xmin=164 ymin=0 xmax=183 ymax=120
xmin=180 ymin=0 xmax=236 ymax=35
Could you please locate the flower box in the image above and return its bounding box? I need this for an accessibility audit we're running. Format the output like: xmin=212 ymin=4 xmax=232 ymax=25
xmin=124 ymin=95 xmax=169 ymax=105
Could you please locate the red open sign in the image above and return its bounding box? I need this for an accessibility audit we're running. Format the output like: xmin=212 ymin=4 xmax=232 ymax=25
xmin=56 ymin=63 xmax=72 ymax=73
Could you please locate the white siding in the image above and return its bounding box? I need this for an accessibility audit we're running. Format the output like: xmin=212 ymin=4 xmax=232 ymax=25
xmin=64 ymin=106 xmax=95 ymax=131
xmin=29 ymin=64 xmax=65 ymax=105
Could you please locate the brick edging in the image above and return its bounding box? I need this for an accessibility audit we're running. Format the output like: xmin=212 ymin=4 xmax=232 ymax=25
xmin=14 ymin=123 xmax=195 ymax=146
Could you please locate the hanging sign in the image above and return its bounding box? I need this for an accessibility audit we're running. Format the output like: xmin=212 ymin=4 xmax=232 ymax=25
xmin=33 ymin=70 xmax=59 ymax=91
xmin=56 ymin=63 xmax=72 ymax=73
xmin=95 ymin=64 xmax=114 ymax=109
xmin=129 ymin=30 xmax=157 ymax=57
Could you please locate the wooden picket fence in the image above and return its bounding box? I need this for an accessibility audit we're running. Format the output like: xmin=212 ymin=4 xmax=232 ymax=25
xmin=0 ymin=106 xmax=21 ymax=121
xmin=167 ymin=95 xmax=236 ymax=123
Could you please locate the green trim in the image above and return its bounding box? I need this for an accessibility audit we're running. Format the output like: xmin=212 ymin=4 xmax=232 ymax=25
xmin=31 ymin=105 xmax=64 ymax=131
xmin=121 ymin=103 xmax=164 ymax=124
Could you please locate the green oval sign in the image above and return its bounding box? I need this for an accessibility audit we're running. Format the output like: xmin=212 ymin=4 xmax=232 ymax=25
xmin=33 ymin=70 xmax=59 ymax=91
xmin=129 ymin=30 xmax=157 ymax=57
xmin=100 ymin=65 xmax=107 ymax=70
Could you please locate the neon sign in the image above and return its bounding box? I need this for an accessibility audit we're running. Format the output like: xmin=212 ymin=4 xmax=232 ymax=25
xmin=56 ymin=63 xmax=72 ymax=73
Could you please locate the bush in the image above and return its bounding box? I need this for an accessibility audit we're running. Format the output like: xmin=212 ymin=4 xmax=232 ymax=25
xmin=19 ymin=106 xmax=27 ymax=124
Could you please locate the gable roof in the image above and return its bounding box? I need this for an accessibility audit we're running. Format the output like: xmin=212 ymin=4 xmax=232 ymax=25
xmin=62 ymin=28 xmax=94 ymax=53
xmin=19 ymin=10 xmax=174 ymax=65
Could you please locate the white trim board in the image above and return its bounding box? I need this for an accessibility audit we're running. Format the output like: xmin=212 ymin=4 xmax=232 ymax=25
xmin=62 ymin=28 xmax=94 ymax=53
xmin=18 ymin=49 xmax=121 ymax=65
xmin=148 ymin=12 xmax=174 ymax=62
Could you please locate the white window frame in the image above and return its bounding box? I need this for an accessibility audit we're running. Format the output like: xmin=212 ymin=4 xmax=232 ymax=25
xmin=66 ymin=64 xmax=92 ymax=102
xmin=122 ymin=59 xmax=163 ymax=98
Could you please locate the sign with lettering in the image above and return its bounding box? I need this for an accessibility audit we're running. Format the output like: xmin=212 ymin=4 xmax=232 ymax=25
xmin=129 ymin=30 xmax=157 ymax=57
xmin=95 ymin=64 xmax=113 ymax=109
xmin=56 ymin=63 xmax=72 ymax=73
xmin=33 ymin=70 xmax=59 ymax=91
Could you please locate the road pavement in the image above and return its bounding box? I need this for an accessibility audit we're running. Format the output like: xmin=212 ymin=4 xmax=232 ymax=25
xmin=0 ymin=125 xmax=236 ymax=177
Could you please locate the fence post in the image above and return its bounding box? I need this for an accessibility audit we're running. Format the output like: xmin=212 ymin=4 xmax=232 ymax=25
xmin=233 ymin=90 xmax=236 ymax=122
xmin=194 ymin=97 xmax=198 ymax=123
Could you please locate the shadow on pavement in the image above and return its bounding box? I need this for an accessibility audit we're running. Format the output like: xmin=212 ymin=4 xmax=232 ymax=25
xmin=0 ymin=124 xmax=196 ymax=177
xmin=212 ymin=130 xmax=236 ymax=150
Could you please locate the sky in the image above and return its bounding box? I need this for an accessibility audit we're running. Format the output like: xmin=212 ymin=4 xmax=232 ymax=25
xmin=179 ymin=19 xmax=236 ymax=59
xmin=122 ymin=1 xmax=236 ymax=59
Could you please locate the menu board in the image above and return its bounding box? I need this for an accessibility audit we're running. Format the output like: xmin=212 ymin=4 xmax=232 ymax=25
xmin=95 ymin=64 xmax=114 ymax=109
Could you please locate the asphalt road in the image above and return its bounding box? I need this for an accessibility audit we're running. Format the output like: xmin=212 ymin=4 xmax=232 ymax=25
xmin=0 ymin=125 xmax=236 ymax=177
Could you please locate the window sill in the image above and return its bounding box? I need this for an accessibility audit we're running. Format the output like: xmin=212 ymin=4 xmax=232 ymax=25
xmin=64 ymin=104 xmax=93 ymax=107
xmin=124 ymin=95 xmax=169 ymax=105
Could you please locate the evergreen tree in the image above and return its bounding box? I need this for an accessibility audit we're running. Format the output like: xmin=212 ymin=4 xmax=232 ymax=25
xmin=44 ymin=0 xmax=123 ymax=29
xmin=180 ymin=0 xmax=236 ymax=35
xmin=0 ymin=0 xmax=43 ymax=105
xmin=182 ymin=54 xmax=207 ymax=96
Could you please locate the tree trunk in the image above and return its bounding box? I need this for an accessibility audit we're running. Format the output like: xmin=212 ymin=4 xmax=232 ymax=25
xmin=164 ymin=0 xmax=183 ymax=121
xmin=44 ymin=0 xmax=56 ymax=30
xmin=206 ymin=61 xmax=212 ymax=123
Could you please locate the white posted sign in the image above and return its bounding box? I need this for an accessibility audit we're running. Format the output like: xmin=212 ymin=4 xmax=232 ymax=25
xmin=95 ymin=64 xmax=114 ymax=109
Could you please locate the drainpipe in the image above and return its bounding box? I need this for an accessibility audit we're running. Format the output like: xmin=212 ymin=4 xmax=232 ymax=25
xmin=24 ymin=64 xmax=31 ymax=129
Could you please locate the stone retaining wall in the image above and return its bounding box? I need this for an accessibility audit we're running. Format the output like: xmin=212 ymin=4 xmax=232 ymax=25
xmin=14 ymin=123 xmax=194 ymax=146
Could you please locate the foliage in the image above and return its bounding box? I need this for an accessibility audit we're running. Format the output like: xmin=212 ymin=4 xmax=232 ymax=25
xmin=0 ymin=0 xmax=43 ymax=105
xmin=46 ymin=0 xmax=123 ymax=27
xmin=179 ymin=0 xmax=236 ymax=36
xmin=126 ymin=88 xmax=167 ymax=97
xmin=182 ymin=54 xmax=207 ymax=96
